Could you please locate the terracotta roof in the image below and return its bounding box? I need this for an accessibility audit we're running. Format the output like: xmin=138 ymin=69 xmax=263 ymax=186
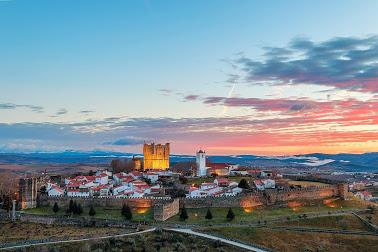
xmin=254 ymin=179 xmax=263 ymax=186
xmin=360 ymin=191 xmax=372 ymax=196
xmin=216 ymin=178 xmax=230 ymax=184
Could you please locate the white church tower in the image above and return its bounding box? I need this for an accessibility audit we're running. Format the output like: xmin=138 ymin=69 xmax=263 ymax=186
xmin=196 ymin=150 xmax=207 ymax=177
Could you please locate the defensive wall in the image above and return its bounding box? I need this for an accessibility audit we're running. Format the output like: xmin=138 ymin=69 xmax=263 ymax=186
xmin=37 ymin=184 xmax=348 ymax=221
xmin=181 ymin=184 xmax=347 ymax=208
xmin=42 ymin=195 xmax=171 ymax=208
xmin=154 ymin=198 xmax=180 ymax=221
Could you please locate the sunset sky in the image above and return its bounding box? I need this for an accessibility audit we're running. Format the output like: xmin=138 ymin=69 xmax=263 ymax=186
xmin=1 ymin=0 xmax=378 ymax=155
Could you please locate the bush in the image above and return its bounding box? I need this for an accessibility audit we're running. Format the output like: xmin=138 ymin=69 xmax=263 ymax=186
xmin=89 ymin=205 xmax=96 ymax=216
xmin=238 ymin=179 xmax=250 ymax=189
xmin=67 ymin=199 xmax=74 ymax=214
xmin=77 ymin=203 xmax=83 ymax=215
xmin=122 ymin=204 xmax=133 ymax=220
xmin=226 ymin=208 xmax=235 ymax=221
xmin=52 ymin=202 xmax=59 ymax=214
xmin=179 ymin=206 xmax=188 ymax=221
xmin=72 ymin=201 xmax=79 ymax=215
xmin=205 ymin=208 xmax=213 ymax=220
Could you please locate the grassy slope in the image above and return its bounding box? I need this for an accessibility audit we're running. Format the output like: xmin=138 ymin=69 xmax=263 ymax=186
xmin=273 ymin=214 xmax=370 ymax=231
xmin=166 ymin=199 xmax=367 ymax=224
xmin=202 ymin=227 xmax=378 ymax=252
xmin=0 ymin=221 xmax=123 ymax=243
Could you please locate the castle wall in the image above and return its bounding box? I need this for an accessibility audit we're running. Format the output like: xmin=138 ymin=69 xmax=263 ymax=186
xmin=143 ymin=143 xmax=170 ymax=170
xmin=19 ymin=177 xmax=48 ymax=209
xmin=182 ymin=184 xmax=344 ymax=208
xmin=154 ymin=198 xmax=180 ymax=221
xmin=43 ymin=196 xmax=171 ymax=209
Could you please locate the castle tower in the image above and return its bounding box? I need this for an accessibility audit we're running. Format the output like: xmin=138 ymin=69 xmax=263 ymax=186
xmin=196 ymin=150 xmax=207 ymax=177
xmin=143 ymin=143 xmax=170 ymax=170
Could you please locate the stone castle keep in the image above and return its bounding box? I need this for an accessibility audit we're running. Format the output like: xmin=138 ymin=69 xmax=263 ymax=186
xmin=143 ymin=142 xmax=170 ymax=170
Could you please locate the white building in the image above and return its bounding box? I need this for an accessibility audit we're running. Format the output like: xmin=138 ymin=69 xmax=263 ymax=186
xmin=95 ymin=173 xmax=109 ymax=185
xmin=143 ymin=172 xmax=159 ymax=183
xmin=355 ymin=191 xmax=373 ymax=201
xmin=263 ymin=179 xmax=276 ymax=189
xmin=67 ymin=189 xmax=90 ymax=197
xmin=112 ymin=185 xmax=132 ymax=195
xmin=47 ymin=183 xmax=64 ymax=196
xmin=196 ymin=150 xmax=207 ymax=177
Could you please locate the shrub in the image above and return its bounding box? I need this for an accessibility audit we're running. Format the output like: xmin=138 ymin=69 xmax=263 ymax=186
xmin=179 ymin=206 xmax=188 ymax=221
xmin=122 ymin=204 xmax=132 ymax=220
xmin=238 ymin=179 xmax=250 ymax=189
xmin=52 ymin=202 xmax=59 ymax=214
xmin=89 ymin=205 xmax=96 ymax=217
xmin=205 ymin=208 xmax=213 ymax=220
xmin=67 ymin=199 xmax=74 ymax=214
xmin=226 ymin=208 xmax=235 ymax=221
xmin=77 ymin=203 xmax=83 ymax=215
xmin=72 ymin=201 xmax=78 ymax=214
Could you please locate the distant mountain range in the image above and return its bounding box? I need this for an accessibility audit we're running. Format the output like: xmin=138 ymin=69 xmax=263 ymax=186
xmin=0 ymin=151 xmax=377 ymax=172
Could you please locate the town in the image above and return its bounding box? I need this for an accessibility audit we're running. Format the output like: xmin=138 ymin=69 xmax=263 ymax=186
xmin=20 ymin=143 xmax=377 ymax=204
xmin=1 ymin=143 xmax=377 ymax=251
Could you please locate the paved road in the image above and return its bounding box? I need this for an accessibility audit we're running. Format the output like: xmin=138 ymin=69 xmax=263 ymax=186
xmin=0 ymin=228 xmax=156 ymax=251
xmin=165 ymin=228 xmax=270 ymax=252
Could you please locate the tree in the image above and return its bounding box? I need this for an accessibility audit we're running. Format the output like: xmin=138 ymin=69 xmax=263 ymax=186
xmin=67 ymin=199 xmax=74 ymax=214
xmin=205 ymin=208 xmax=213 ymax=220
xmin=89 ymin=205 xmax=96 ymax=217
xmin=2 ymin=195 xmax=11 ymax=212
xmin=72 ymin=201 xmax=78 ymax=215
xmin=88 ymin=170 xmax=95 ymax=176
xmin=179 ymin=176 xmax=188 ymax=185
xmin=0 ymin=172 xmax=18 ymax=197
xmin=52 ymin=202 xmax=59 ymax=214
xmin=238 ymin=179 xmax=250 ymax=189
xmin=122 ymin=204 xmax=132 ymax=220
xmin=40 ymin=186 xmax=47 ymax=194
xmin=77 ymin=203 xmax=83 ymax=215
xmin=179 ymin=206 xmax=188 ymax=221
xmin=368 ymin=205 xmax=376 ymax=214
xmin=226 ymin=208 xmax=235 ymax=221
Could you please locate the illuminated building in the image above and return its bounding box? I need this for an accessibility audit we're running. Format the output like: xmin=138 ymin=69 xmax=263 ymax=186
xmin=143 ymin=142 xmax=170 ymax=170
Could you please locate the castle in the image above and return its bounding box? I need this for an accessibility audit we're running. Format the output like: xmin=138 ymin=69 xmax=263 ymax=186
xmin=19 ymin=176 xmax=49 ymax=209
xmin=143 ymin=142 xmax=170 ymax=170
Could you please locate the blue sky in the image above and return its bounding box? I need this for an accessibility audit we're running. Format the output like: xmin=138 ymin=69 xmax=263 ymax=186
xmin=1 ymin=0 xmax=378 ymax=154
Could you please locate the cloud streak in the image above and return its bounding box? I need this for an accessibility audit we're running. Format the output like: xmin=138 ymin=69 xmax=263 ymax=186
xmin=0 ymin=102 xmax=44 ymax=113
xmin=234 ymin=35 xmax=378 ymax=93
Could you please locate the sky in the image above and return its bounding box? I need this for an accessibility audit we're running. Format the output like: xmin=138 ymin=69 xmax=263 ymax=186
xmin=0 ymin=0 xmax=378 ymax=155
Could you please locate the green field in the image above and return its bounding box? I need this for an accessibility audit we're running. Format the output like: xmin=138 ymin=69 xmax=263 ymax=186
xmin=274 ymin=214 xmax=370 ymax=231
xmin=166 ymin=199 xmax=367 ymax=224
xmin=23 ymin=205 xmax=153 ymax=222
xmin=201 ymin=226 xmax=378 ymax=252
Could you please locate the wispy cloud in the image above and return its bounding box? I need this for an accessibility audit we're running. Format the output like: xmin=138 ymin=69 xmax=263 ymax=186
xmin=56 ymin=108 xmax=68 ymax=116
xmin=234 ymin=35 xmax=378 ymax=93
xmin=79 ymin=110 xmax=95 ymax=114
xmin=0 ymin=102 xmax=44 ymax=113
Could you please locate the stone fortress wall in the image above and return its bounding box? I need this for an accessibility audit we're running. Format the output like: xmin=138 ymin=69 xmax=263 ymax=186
xmin=181 ymin=184 xmax=346 ymax=208
xmin=153 ymin=198 xmax=180 ymax=221
xmin=143 ymin=143 xmax=170 ymax=170
xmin=41 ymin=184 xmax=347 ymax=211
xmin=43 ymin=195 xmax=171 ymax=208
xmin=19 ymin=176 xmax=49 ymax=209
